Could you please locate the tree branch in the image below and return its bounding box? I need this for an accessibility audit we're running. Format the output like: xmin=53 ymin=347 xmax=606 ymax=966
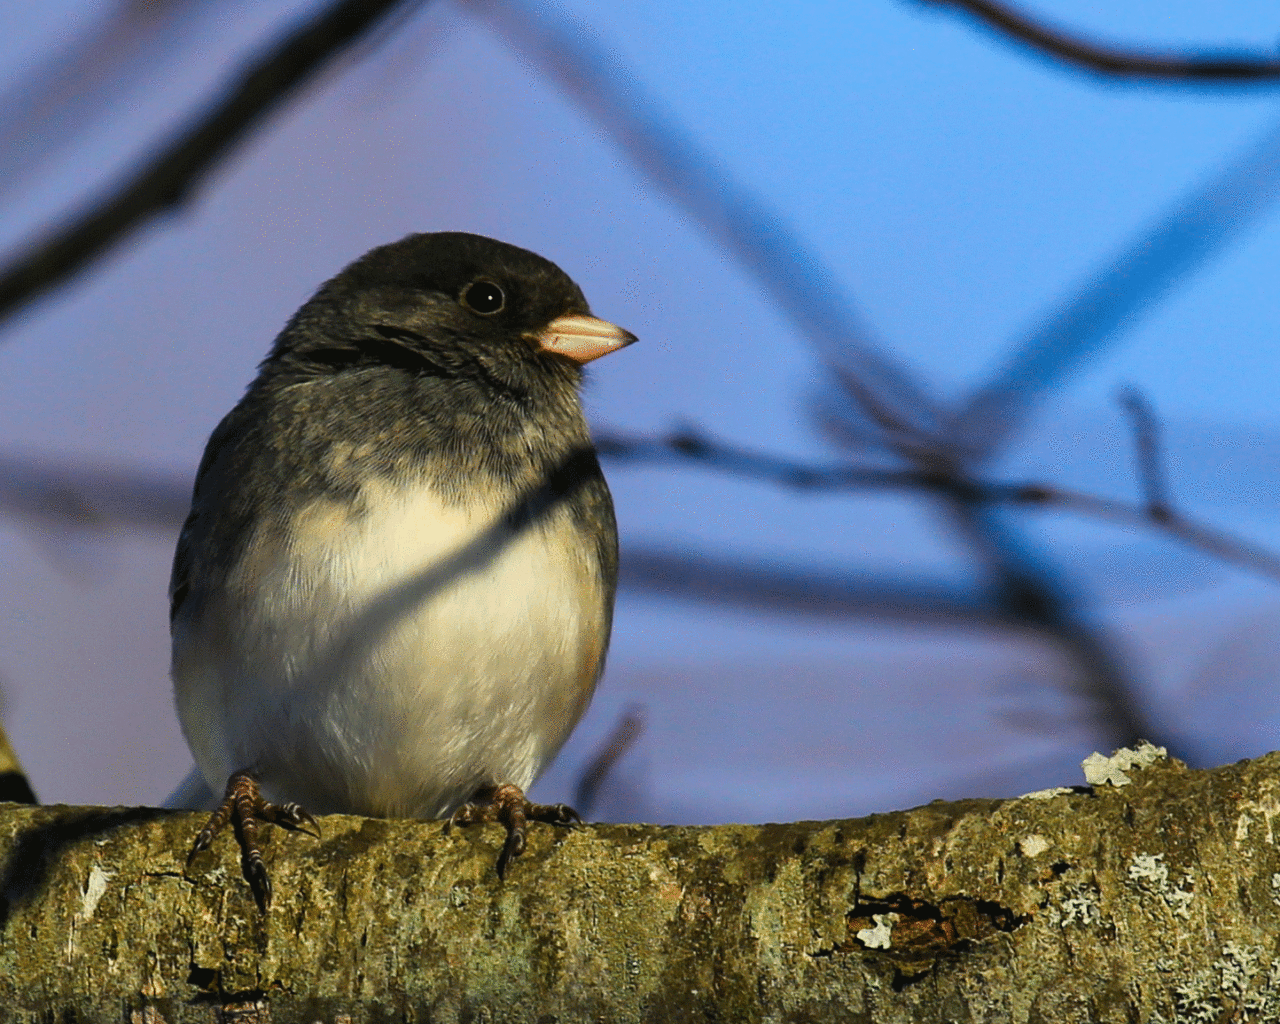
xmin=3 ymin=747 xmax=1278 ymax=1019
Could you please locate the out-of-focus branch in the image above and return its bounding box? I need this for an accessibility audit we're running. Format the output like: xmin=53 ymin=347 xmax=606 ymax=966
xmin=614 ymin=472 xmax=1199 ymax=753
xmin=464 ymin=0 xmax=1213 ymax=751
xmin=0 ymin=454 xmax=189 ymax=533
xmin=0 ymin=0 xmax=222 ymax=199
xmin=1117 ymin=385 xmax=1171 ymax=521
xmin=597 ymin=425 xmax=1280 ymax=588
xmin=924 ymin=0 xmax=1280 ymax=82
xmin=0 ymin=0 xmax=418 ymax=329
xmin=11 ymin=417 xmax=1280 ymax=592
xmin=574 ymin=705 xmax=646 ymax=817
xmin=618 ymin=548 xmax=1013 ymax=626
xmin=0 ymin=451 xmax=1012 ymax=626
xmin=945 ymin=502 xmax=1156 ymax=749
xmin=0 ymin=0 xmax=1219 ymax=755
xmin=10 ymin=424 xmax=1280 ymax=616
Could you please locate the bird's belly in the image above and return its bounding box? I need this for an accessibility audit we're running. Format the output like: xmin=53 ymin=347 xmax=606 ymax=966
xmin=173 ymin=480 xmax=606 ymax=817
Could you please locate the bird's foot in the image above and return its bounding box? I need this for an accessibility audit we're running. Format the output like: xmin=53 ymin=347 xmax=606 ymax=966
xmin=447 ymin=782 xmax=581 ymax=878
xmin=186 ymin=769 xmax=320 ymax=911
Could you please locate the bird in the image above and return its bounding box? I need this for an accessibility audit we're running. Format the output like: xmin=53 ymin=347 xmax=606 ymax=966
xmin=169 ymin=231 xmax=635 ymax=909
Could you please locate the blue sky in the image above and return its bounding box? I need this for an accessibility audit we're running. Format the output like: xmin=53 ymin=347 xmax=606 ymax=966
xmin=2 ymin=1 xmax=1279 ymax=820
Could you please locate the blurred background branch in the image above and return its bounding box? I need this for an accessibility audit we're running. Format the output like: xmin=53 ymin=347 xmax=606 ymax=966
xmin=924 ymin=0 xmax=1280 ymax=82
xmin=0 ymin=0 xmax=418 ymax=327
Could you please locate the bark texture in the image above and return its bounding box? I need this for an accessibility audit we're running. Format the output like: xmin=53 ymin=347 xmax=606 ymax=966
xmin=2 ymin=748 xmax=1279 ymax=1022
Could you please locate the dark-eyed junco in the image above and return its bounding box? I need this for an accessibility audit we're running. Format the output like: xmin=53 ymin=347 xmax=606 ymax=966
xmin=171 ymin=232 xmax=635 ymax=908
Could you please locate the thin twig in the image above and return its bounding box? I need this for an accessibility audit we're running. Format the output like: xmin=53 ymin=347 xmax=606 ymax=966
xmin=1021 ymin=487 xmax=1280 ymax=583
xmin=594 ymin=427 xmax=924 ymax=492
xmin=574 ymin=705 xmax=646 ymax=817
xmin=9 ymin=426 xmax=1276 ymax=589
xmin=955 ymin=502 xmax=1160 ymax=749
xmin=1117 ymin=386 xmax=1171 ymax=521
xmin=596 ymin=426 xmax=1280 ymax=588
xmin=924 ymin=0 xmax=1280 ymax=82
xmin=0 ymin=0 xmax=419 ymax=329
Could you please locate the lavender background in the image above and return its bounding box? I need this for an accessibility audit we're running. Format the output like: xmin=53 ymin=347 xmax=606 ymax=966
xmin=2 ymin=0 xmax=1280 ymax=823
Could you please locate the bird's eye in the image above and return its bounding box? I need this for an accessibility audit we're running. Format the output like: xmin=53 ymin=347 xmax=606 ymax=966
xmin=462 ymin=280 xmax=505 ymax=315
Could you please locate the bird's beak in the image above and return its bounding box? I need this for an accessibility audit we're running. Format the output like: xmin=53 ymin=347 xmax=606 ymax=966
xmin=532 ymin=314 xmax=637 ymax=364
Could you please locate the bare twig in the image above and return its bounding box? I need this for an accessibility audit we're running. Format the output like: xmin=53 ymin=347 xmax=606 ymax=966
xmin=574 ymin=705 xmax=646 ymax=817
xmin=596 ymin=426 xmax=1280 ymax=589
xmin=1023 ymin=488 xmax=1280 ymax=583
xmin=924 ymin=0 xmax=1280 ymax=82
xmin=943 ymin=501 xmax=1157 ymax=749
xmin=1117 ymin=386 xmax=1171 ymax=521
xmin=595 ymin=427 xmax=922 ymax=492
xmin=10 ymin=423 xmax=1277 ymax=590
xmin=0 ymin=0 xmax=419 ymax=329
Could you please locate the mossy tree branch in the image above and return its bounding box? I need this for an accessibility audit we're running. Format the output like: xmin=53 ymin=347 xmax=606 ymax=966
xmin=3 ymin=749 xmax=1280 ymax=1021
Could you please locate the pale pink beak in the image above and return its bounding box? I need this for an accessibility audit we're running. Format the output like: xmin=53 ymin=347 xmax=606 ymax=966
xmin=532 ymin=313 xmax=637 ymax=364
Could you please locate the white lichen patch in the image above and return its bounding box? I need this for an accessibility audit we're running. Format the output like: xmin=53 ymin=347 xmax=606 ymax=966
xmin=1218 ymin=942 xmax=1262 ymax=1000
xmin=1235 ymin=789 xmax=1280 ymax=847
xmin=1019 ymin=834 xmax=1050 ymax=857
xmin=1271 ymin=873 xmax=1280 ymax=906
xmin=1149 ymin=954 xmax=1280 ymax=1024
xmin=855 ymin=913 xmax=898 ymax=950
xmin=1170 ymin=976 xmax=1221 ymax=1024
xmin=1048 ymin=883 xmax=1101 ymax=927
xmin=80 ymin=863 xmax=113 ymax=921
xmin=1019 ymin=786 xmax=1074 ymax=801
xmin=1165 ymin=874 xmax=1195 ymax=920
xmin=1128 ymin=852 xmax=1169 ymax=889
xmin=1127 ymin=853 xmax=1195 ymax=918
xmin=1082 ymin=741 xmax=1168 ymax=787
xmin=1244 ymin=961 xmax=1280 ymax=1018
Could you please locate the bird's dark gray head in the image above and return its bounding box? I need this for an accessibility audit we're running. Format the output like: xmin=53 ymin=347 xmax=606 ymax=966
xmin=263 ymin=233 xmax=632 ymax=394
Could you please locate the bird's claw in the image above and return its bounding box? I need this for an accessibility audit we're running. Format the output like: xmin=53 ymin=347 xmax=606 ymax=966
xmin=448 ymin=783 xmax=581 ymax=877
xmin=264 ymin=800 xmax=322 ymax=839
xmin=185 ymin=770 xmax=317 ymax=911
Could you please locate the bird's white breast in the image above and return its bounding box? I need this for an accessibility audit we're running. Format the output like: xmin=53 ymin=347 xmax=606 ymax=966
xmin=172 ymin=476 xmax=605 ymax=818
